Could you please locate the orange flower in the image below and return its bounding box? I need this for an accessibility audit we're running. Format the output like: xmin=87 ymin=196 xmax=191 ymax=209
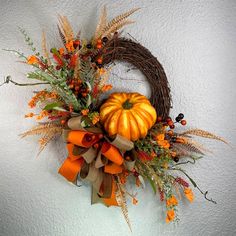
xmin=92 ymin=114 xmax=100 ymax=125
xmin=58 ymin=48 xmax=65 ymax=55
xmin=98 ymin=68 xmax=106 ymax=75
xmin=101 ymin=84 xmax=113 ymax=92
xmin=81 ymin=109 xmax=89 ymax=116
xmin=166 ymin=195 xmax=178 ymax=207
xmin=25 ymin=112 xmax=35 ymax=118
xmin=166 ymin=209 xmax=175 ymax=223
xmin=27 ymin=55 xmax=39 ymax=65
xmin=155 ymin=133 xmax=165 ymax=141
xmin=65 ymin=40 xmax=74 ymax=52
xmin=157 ymin=140 xmax=170 ymax=149
xmin=184 ymin=188 xmax=194 ymax=202
xmin=132 ymin=198 xmax=138 ymax=205
xmin=36 ymin=110 xmax=49 ymax=120
xmin=28 ymin=100 xmax=36 ymax=108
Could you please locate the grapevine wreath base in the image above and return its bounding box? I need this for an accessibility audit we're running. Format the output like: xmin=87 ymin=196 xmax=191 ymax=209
xmin=1 ymin=7 xmax=227 ymax=229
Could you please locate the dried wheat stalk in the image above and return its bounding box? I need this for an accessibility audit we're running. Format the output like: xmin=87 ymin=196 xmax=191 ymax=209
xmin=20 ymin=123 xmax=62 ymax=138
xmin=58 ymin=15 xmax=74 ymax=43
xmin=100 ymin=8 xmax=139 ymax=38
xmin=42 ymin=30 xmax=51 ymax=65
xmin=94 ymin=6 xmax=107 ymax=40
xmin=180 ymin=129 xmax=228 ymax=144
xmin=102 ymin=20 xmax=134 ymax=38
xmin=115 ymin=175 xmax=132 ymax=231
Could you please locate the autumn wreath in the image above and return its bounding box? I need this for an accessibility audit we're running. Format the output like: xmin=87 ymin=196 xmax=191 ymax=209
xmin=1 ymin=7 xmax=227 ymax=229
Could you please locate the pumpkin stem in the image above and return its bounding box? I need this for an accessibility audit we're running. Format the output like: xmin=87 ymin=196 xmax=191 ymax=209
xmin=122 ymin=99 xmax=133 ymax=109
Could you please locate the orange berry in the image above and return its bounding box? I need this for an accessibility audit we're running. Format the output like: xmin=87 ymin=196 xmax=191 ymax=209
xmin=96 ymin=43 xmax=102 ymax=49
xmin=97 ymin=57 xmax=103 ymax=64
xmin=171 ymin=152 xmax=177 ymax=157
xmin=60 ymin=120 xmax=66 ymax=125
xmin=181 ymin=120 xmax=187 ymax=125
xmin=97 ymin=39 xmax=102 ymax=44
xmin=93 ymin=143 xmax=99 ymax=149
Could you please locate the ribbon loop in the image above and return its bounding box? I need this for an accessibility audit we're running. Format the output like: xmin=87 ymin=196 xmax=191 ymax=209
xmin=81 ymin=147 xmax=97 ymax=164
xmin=101 ymin=142 xmax=123 ymax=165
xmin=105 ymin=134 xmax=134 ymax=151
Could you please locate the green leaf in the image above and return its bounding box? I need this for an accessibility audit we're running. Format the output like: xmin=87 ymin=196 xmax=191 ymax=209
xmin=146 ymin=176 xmax=157 ymax=194
xmin=43 ymin=102 xmax=62 ymax=111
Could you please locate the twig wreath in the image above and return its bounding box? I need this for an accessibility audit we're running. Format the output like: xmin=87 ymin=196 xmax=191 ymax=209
xmin=1 ymin=7 xmax=227 ymax=229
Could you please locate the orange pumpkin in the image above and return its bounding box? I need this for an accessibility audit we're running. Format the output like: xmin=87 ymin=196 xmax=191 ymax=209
xmin=100 ymin=92 xmax=157 ymax=141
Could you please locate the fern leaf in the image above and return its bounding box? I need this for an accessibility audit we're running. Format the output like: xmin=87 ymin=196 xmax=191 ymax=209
xmin=57 ymin=25 xmax=66 ymax=44
xmin=173 ymin=142 xmax=205 ymax=155
xmin=42 ymin=30 xmax=51 ymax=65
xmin=102 ymin=20 xmax=134 ymax=38
xmin=101 ymin=8 xmax=139 ymax=38
xmin=180 ymin=129 xmax=228 ymax=144
xmin=115 ymin=176 xmax=132 ymax=232
xmin=94 ymin=6 xmax=107 ymax=39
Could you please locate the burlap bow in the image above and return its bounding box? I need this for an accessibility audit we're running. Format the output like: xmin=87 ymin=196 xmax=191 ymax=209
xmin=58 ymin=116 xmax=136 ymax=206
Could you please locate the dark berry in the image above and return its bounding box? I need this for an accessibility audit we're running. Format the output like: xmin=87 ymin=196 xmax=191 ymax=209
xmin=97 ymin=64 xmax=103 ymax=68
xmin=85 ymin=134 xmax=92 ymax=142
xmin=175 ymin=117 xmax=181 ymax=122
xmin=133 ymin=171 xmax=139 ymax=177
xmin=166 ymin=117 xmax=172 ymax=122
xmin=64 ymin=54 xmax=70 ymax=60
xmin=55 ymin=65 xmax=61 ymax=70
xmin=174 ymin=157 xmax=179 ymax=162
xmin=170 ymin=124 xmax=175 ymax=129
xmin=102 ymin=37 xmax=108 ymax=43
xmin=86 ymin=43 xmax=92 ymax=49
xmin=171 ymin=137 xmax=177 ymax=142
xmin=178 ymin=113 xmax=184 ymax=119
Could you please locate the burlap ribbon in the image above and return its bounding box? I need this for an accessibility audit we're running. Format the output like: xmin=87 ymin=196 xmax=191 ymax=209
xmin=58 ymin=116 xmax=135 ymax=206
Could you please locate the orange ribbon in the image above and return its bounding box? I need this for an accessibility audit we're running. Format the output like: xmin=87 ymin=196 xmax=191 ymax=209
xmin=58 ymin=116 xmax=134 ymax=206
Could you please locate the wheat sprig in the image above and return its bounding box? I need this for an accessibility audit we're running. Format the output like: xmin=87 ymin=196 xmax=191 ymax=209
xmin=179 ymin=129 xmax=228 ymax=144
xmin=115 ymin=175 xmax=132 ymax=232
xmin=102 ymin=20 xmax=135 ymax=38
xmin=100 ymin=8 xmax=139 ymax=38
xmin=42 ymin=30 xmax=51 ymax=65
xmin=94 ymin=6 xmax=107 ymax=40
xmin=57 ymin=25 xmax=66 ymax=44
xmin=58 ymin=15 xmax=74 ymax=42
xmin=20 ymin=123 xmax=62 ymax=138
xmin=37 ymin=133 xmax=55 ymax=156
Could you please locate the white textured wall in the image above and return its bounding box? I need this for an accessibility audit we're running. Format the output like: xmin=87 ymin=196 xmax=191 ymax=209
xmin=0 ymin=1 xmax=236 ymax=235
